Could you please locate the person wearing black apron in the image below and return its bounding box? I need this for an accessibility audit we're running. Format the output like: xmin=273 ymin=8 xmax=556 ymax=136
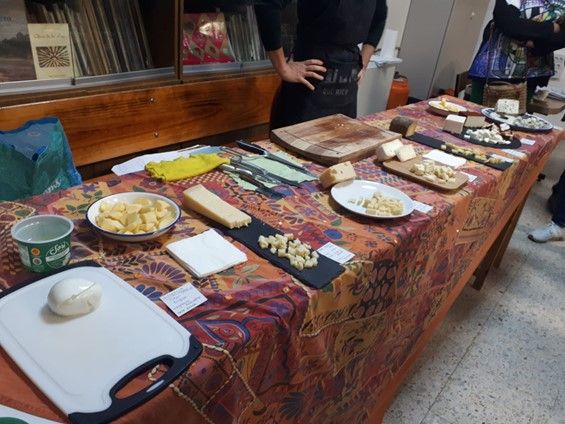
xmin=255 ymin=0 xmax=388 ymax=129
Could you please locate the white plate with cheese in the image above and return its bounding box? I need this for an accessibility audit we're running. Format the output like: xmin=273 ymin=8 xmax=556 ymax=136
xmin=428 ymin=98 xmax=467 ymax=116
xmin=86 ymin=192 xmax=181 ymax=242
xmin=331 ymin=180 xmax=414 ymax=219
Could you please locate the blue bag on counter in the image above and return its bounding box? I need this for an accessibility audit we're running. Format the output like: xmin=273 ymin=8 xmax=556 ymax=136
xmin=0 ymin=117 xmax=82 ymax=201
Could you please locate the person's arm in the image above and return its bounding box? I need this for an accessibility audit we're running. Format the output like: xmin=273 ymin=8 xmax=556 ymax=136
xmin=255 ymin=1 xmax=326 ymax=90
xmin=359 ymin=0 xmax=388 ymax=82
xmin=493 ymin=0 xmax=558 ymax=42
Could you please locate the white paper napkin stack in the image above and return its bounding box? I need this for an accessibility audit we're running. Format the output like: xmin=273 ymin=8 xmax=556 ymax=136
xmin=166 ymin=229 xmax=247 ymax=278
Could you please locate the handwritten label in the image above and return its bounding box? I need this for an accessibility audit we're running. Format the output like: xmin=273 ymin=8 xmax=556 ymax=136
xmin=318 ymin=242 xmax=355 ymax=265
xmin=520 ymin=138 xmax=536 ymax=146
xmin=161 ymin=283 xmax=207 ymax=317
xmin=413 ymin=201 xmax=433 ymax=214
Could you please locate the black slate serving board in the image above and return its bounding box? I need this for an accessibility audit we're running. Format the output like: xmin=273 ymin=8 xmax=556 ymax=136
xmin=449 ymin=128 xmax=522 ymax=150
xmin=407 ymin=133 xmax=513 ymax=171
xmin=221 ymin=216 xmax=345 ymax=289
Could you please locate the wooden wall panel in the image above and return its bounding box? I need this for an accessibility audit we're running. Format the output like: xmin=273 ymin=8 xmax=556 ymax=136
xmin=0 ymin=73 xmax=280 ymax=166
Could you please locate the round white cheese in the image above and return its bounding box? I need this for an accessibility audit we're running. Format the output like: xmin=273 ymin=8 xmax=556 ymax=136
xmin=47 ymin=278 xmax=102 ymax=317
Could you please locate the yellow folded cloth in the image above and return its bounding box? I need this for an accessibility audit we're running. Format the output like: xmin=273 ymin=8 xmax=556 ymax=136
xmin=145 ymin=154 xmax=229 ymax=182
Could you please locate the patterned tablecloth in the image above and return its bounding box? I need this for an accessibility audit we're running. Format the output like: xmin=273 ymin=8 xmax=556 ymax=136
xmin=0 ymin=99 xmax=561 ymax=423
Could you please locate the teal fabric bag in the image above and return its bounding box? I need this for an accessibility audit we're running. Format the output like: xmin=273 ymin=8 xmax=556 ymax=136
xmin=0 ymin=117 xmax=82 ymax=201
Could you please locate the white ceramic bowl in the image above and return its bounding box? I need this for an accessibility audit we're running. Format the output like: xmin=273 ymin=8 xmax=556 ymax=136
xmin=86 ymin=192 xmax=181 ymax=242
xmin=331 ymin=180 xmax=414 ymax=219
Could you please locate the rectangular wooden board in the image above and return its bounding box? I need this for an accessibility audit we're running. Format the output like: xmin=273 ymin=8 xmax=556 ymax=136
xmin=271 ymin=114 xmax=401 ymax=165
xmin=382 ymin=157 xmax=468 ymax=191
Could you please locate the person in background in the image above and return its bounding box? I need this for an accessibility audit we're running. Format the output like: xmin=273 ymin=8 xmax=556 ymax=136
xmin=469 ymin=0 xmax=564 ymax=105
xmin=254 ymin=0 xmax=388 ymax=129
xmin=529 ymin=170 xmax=565 ymax=242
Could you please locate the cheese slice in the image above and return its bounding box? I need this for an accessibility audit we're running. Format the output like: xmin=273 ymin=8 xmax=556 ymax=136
xmin=396 ymin=145 xmax=417 ymax=162
xmin=496 ymin=99 xmax=519 ymax=115
xmin=182 ymin=184 xmax=251 ymax=229
xmin=443 ymin=114 xmax=466 ymax=134
xmin=319 ymin=161 xmax=357 ymax=189
xmin=376 ymin=140 xmax=404 ymax=162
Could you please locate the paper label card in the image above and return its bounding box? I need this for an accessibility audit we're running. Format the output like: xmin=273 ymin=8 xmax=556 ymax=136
xmin=317 ymin=242 xmax=355 ymax=265
xmin=423 ymin=149 xmax=467 ymax=168
xmin=413 ymin=201 xmax=433 ymax=214
xmin=520 ymin=138 xmax=536 ymax=146
xmin=161 ymin=283 xmax=207 ymax=317
xmin=504 ymin=150 xmax=527 ymax=159
xmin=461 ymin=172 xmax=478 ymax=182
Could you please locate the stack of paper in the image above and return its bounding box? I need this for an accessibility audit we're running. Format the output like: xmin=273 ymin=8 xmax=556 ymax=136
xmin=166 ymin=230 xmax=247 ymax=278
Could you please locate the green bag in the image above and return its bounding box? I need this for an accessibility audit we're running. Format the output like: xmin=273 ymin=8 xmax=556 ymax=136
xmin=0 ymin=117 xmax=82 ymax=201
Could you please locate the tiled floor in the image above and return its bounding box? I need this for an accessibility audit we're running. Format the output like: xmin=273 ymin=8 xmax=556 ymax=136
xmin=384 ymin=120 xmax=564 ymax=424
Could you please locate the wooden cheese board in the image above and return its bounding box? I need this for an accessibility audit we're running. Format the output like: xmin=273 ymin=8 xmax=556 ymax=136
xmin=382 ymin=157 xmax=468 ymax=191
xmin=271 ymin=114 xmax=401 ymax=165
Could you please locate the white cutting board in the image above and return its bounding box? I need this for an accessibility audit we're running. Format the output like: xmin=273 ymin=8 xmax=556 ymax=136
xmin=0 ymin=266 xmax=192 ymax=418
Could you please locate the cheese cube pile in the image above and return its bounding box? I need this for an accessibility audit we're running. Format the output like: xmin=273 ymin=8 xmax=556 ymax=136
xmin=258 ymin=233 xmax=319 ymax=270
xmin=96 ymin=198 xmax=175 ymax=234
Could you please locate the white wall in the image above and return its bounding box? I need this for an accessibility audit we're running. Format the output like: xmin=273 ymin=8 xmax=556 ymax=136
xmin=376 ymin=0 xmax=412 ymax=53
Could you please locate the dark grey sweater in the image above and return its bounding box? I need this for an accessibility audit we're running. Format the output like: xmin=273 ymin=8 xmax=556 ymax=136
xmin=254 ymin=0 xmax=388 ymax=51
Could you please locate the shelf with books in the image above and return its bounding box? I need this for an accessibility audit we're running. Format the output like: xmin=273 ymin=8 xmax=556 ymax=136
xmin=0 ymin=0 xmax=176 ymax=95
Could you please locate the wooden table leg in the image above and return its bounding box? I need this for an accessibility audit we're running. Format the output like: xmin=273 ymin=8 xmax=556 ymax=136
xmin=471 ymin=190 xmax=530 ymax=290
xmin=492 ymin=194 xmax=528 ymax=268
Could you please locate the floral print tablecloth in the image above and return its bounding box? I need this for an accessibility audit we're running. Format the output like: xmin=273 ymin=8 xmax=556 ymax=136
xmin=0 ymin=99 xmax=561 ymax=423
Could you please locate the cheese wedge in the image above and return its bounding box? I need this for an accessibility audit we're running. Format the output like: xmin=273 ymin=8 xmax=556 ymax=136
xmin=396 ymin=145 xmax=417 ymax=162
xmin=182 ymin=184 xmax=251 ymax=229
xmin=376 ymin=139 xmax=404 ymax=162
xmin=319 ymin=162 xmax=357 ymax=189
xmin=496 ymin=99 xmax=519 ymax=115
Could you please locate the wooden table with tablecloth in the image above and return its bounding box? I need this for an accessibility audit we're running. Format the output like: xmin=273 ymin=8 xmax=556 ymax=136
xmin=0 ymin=99 xmax=562 ymax=423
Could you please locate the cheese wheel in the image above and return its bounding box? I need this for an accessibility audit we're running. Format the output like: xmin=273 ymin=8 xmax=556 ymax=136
xmin=389 ymin=116 xmax=416 ymax=137
xmin=47 ymin=278 xmax=102 ymax=317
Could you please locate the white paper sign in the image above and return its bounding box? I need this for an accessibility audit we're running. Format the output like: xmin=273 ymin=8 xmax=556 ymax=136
xmin=318 ymin=242 xmax=355 ymax=265
xmin=461 ymin=172 xmax=478 ymax=182
xmin=413 ymin=201 xmax=433 ymax=214
xmin=423 ymin=149 xmax=467 ymax=168
xmin=520 ymin=138 xmax=536 ymax=146
xmin=161 ymin=283 xmax=207 ymax=317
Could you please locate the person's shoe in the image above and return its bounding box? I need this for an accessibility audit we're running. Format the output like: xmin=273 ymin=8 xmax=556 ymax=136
xmin=528 ymin=222 xmax=564 ymax=243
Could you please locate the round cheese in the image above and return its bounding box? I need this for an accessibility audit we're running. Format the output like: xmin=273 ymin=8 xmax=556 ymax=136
xmin=47 ymin=278 xmax=102 ymax=317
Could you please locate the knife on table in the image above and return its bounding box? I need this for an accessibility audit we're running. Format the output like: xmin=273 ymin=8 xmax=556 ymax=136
xmin=236 ymin=140 xmax=317 ymax=178
xmin=219 ymin=164 xmax=283 ymax=200
xmin=230 ymin=157 xmax=302 ymax=187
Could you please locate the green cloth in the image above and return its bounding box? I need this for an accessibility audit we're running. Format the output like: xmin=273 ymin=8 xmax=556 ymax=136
xmin=145 ymin=154 xmax=229 ymax=182
xmin=227 ymin=152 xmax=317 ymax=191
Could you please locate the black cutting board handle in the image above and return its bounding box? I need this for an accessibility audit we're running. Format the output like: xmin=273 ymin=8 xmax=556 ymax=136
xmin=68 ymin=336 xmax=202 ymax=424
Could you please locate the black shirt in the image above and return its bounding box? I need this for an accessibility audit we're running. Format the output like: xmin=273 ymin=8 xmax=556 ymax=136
xmin=255 ymin=0 xmax=388 ymax=52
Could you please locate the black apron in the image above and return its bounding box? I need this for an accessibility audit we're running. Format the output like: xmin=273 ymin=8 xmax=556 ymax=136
xmin=271 ymin=0 xmax=377 ymax=130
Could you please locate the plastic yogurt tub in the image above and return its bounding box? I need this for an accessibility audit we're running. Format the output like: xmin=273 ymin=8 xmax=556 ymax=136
xmin=11 ymin=215 xmax=73 ymax=273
